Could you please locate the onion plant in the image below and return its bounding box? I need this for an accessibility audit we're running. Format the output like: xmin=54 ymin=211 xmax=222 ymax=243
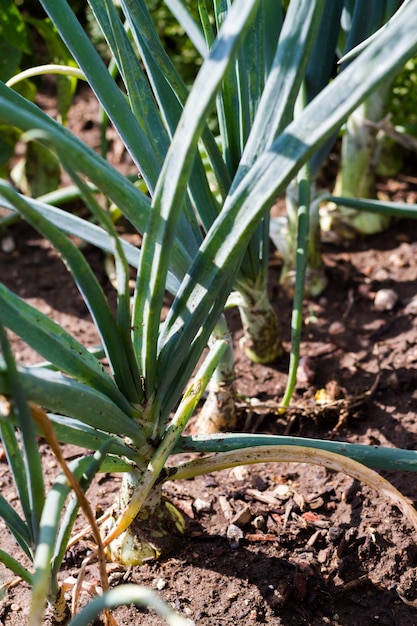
xmin=273 ymin=0 xmax=407 ymax=297
xmin=326 ymin=0 xmax=404 ymax=237
xmin=1 ymin=0 xmax=417 ymax=623
xmin=196 ymin=0 xmax=284 ymax=365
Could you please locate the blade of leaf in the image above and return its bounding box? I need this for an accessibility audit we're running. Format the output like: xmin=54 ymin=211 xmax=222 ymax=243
xmin=0 ymin=418 xmax=31 ymax=544
xmin=0 ymin=83 xmax=154 ymax=233
xmin=328 ymin=195 xmax=417 ymax=218
xmin=164 ymin=0 xmax=208 ymax=57
xmin=0 ymin=493 xmax=33 ymax=559
xmin=68 ymin=584 xmax=192 ymax=626
xmin=58 ymin=166 xmax=143 ymax=402
xmin=0 ymin=325 xmax=44 ymax=539
xmin=122 ymin=0 xmax=231 ymax=203
xmin=88 ymin=0 xmax=170 ymax=165
xmin=30 ymin=452 xmax=108 ymax=626
xmin=0 ymin=366 xmax=146 ymax=445
xmin=0 ymin=280 xmax=127 ymax=407
xmin=39 ymin=0 xmax=161 ymax=192
xmin=46 ymin=415 xmax=142 ymax=460
xmin=176 ymin=432 xmax=417 ymax=472
xmin=0 ymin=549 xmax=33 ymax=584
xmin=121 ymin=0 xmax=223 ymax=237
xmin=236 ymin=0 xmax=326 ymax=180
xmin=238 ymin=0 xmax=325 ymax=282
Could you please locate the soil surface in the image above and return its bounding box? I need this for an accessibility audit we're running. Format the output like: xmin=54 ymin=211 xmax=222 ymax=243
xmin=1 ymin=83 xmax=417 ymax=626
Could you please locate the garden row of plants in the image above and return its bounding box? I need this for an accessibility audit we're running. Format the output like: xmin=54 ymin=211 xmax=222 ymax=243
xmin=1 ymin=0 xmax=417 ymax=623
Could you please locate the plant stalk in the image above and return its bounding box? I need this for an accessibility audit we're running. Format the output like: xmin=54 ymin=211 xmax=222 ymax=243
xmin=194 ymin=317 xmax=237 ymax=433
xmin=103 ymin=340 xmax=228 ymax=563
xmin=234 ymin=280 xmax=283 ymax=364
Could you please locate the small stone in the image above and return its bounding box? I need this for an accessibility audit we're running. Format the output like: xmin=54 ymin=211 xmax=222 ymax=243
xmin=296 ymin=357 xmax=315 ymax=386
xmin=226 ymin=523 xmax=244 ymax=548
xmin=308 ymin=495 xmax=325 ymax=510
xmin=374 ymin=268 xmax=390 ymax=281
xmin=327 ymin=526 xmax=344 ymax=542
xmin=374 ymin=288 xmax=398 ymax=311
xmin=328 ymin=321 xmax=346 ymax=335
xmin=273 ymin=484 xmax=292 ymax=500
xmin=230 ymin=466 xmax=249 ymax=480
xmin=1 ymin=236 xmax=15 ymax=253
xmin=156 ymin=578 xmax=166 ymax=590
xmin=193 ymin=498 xmax=211 ymax=513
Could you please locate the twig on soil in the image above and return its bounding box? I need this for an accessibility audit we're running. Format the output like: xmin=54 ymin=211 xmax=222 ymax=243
xmin=237 ymin=372 xmax=381 ymax=433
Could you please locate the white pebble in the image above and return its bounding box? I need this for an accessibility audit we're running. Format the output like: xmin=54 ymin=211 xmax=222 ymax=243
xmin=374 ymin=288 xmax=398 ymax=311
xmin=1 ymin=236 xmax=15 ymax=253
xmin=193 ymin=498 xmax=211 ymax=513
xmin=226 ymin=523 xmax=244 ymax=547
xmin=273 ymin=484 xmax=293 ymax=500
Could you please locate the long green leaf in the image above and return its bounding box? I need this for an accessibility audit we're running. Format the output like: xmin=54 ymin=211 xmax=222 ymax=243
xmin=281 ymin=159 xmax=310 ymax=408
xmin=236 ymin=0 xmax=325 ymax=180
xmin=213 ymin=0 xmax=243 ymax=177
xmin=0 ymin=282 xmax=126 ymax=407
xmin=0 ymin=82 xmax=158 ymax=236
xmin=39 ymin=0 xmax=161 ymax=191
xmin=305 ymin=0 xmax=344 ymax=175
xmin=176 ymin=433 xmax=417 ymax=473
xmin=164 ymin=0 xmax=208 ymax=57
xmin=328 ymin=195 xmax=417 ymax=219
xmin=68 ymin=584 xmax=192 ymax=626
xmin=120 ymin=0 xmax=222 ymax=237
xmin=51 ymin=445 xmax=110 ymax=580
xmin=47 ymin=415 xmax=142 ymax=460
xmin=0 ymin=85 xmax=199 ymax=281
xmin=0 ymin=86 xmax=198 ymax=281
xmin=89 ymin=0 xmax=170 ymax=164
xmin=0 ymin=494 xmax=33 ymax=559
xmin=0 ymin=419 xmax=31 ymax=544
xmin=58 ymin=168 xmax=143 ymax=402
xmin=341 ymin=0 xmax=400 ymax=65
xmin=30 ymin=453 xmax=108 ymax=625
xmin=0 ymin=325 xmax=44 ymax=539
xmin=0 ymin=366 xmax=146 ymax=445
xmin=0 ymin=549 xmax=33 ymax=584
xmin=238 ymin=0 xmax=324 ymax=283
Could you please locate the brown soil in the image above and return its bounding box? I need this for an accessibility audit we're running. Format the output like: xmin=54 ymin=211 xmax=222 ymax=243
xmin=1 ymin=83 xmax=417 ymax=626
